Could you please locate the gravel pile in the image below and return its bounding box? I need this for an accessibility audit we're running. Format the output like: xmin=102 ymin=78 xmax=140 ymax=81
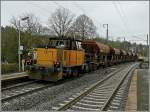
xmin=2 ymin=64 xmax=125 ymax=111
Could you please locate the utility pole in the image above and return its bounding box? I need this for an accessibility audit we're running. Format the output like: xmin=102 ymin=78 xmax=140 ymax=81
xmin=147 ymin=34 xmax=149 ymax=62
xmin=18 ymin=20 xmax=21 ymax=72
xmin=124 ymin=37 xmax=125 ymax=50
xmin=103 ymin=24 xmax=108 ymax=44
xmin=18 ymin=16 xmax=29 ymax=72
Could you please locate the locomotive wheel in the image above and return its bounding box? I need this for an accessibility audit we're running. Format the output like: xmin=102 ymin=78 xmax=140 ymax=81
xmin=66 ymin=68 xmax=72 ymax=78
xmin=73 ymin=69 xmax=79 ymax=77
xmin=67 ymin=73 xmax=71 ymax=78
xmin=63 ymin=73 xmax=67 ymax=78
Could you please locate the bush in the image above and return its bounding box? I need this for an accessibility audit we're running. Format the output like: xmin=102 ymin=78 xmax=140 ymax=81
xmin=1 ymin=63 xmax=18 ymax=74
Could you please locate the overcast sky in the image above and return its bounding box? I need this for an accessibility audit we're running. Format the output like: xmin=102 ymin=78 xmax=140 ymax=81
xmin=1 ymin=1 xmax=149 ymax=45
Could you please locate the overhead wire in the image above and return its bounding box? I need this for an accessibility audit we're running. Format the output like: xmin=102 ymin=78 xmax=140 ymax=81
xmin=73 ymin=1 xmax=106 ymax=39
xmin=51 ymin=1 xmax=101 ymax=39
xmin=73 ymin=1 xmax=102 ymax=27
xmin=24 ymin=1 xmax=146 ymax=44
xmin=26 ymin=2 xmax=50 ymax=16
xmin=132 ymin=35 xmax=147 ymax=41
xmin=117 ymin=1 xmax=130 ymax=27
xmin=25 ymin=2 xmax=56 ymax=27
xmin=112 ymin=1 xmax=132 ymax=38
xmin=25 ymin=1 xmax=126 ymax=40
xmin=112 ymin=1 xmax=143 ymax=44
xmin=74 ymin=1 xmax=130 ymax=41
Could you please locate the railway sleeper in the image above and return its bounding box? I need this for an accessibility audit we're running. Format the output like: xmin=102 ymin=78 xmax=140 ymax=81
xmin=83 ymin=96 xmax=107 ymax=102
xmin=71 ymin=105 xmax=100 ymax=111
xmin=80 ymin=99 xmax=104 ymax=105
xmin=75 ymin=102 xmax=101 ymax=109
xmin=87 ymin=94 xmax=109 ymax=99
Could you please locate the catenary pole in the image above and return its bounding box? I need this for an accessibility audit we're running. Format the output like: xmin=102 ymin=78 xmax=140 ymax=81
xmin=103 ymin=24 xmax=108 ymax=44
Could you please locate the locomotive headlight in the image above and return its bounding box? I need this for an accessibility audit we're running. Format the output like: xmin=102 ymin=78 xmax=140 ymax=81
xmin=55 ymin=62 xmax=60 ymax=65
xmin=54 ymin=62 xmax=61 ymax=68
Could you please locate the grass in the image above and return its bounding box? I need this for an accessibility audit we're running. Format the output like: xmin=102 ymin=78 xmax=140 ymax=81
xmin=1 ymin=63 xmax=19 ymax=74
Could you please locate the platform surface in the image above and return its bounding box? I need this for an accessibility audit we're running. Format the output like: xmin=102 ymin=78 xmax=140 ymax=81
xmin=125 ymin=69 xmax=137 ymax=111
xmin=137 ymin=69 xmax=149 ymax=111
xmin=125 ymin=68 xmax=149 ymax=111
xmin=1 ymin=72 xmax=28 ymax=81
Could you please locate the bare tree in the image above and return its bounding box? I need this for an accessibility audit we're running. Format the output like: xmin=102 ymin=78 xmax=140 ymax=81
xmin=72 ymin=14 xmax=97 ymax=40
xmin=48 ymin=7 xmax=75 ymax=38
xmin=10 ymin=13 xmax=42 ymax=34
xmin=10 ymin=16 xmax=20 ymax=31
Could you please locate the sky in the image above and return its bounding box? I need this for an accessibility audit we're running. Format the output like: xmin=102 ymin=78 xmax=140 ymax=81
xmin=1 ymin=1 xmax=149 ymax=45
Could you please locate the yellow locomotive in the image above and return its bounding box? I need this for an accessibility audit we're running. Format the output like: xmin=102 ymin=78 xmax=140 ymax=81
xmin=26 ymin=38 xmax=84 ymax=81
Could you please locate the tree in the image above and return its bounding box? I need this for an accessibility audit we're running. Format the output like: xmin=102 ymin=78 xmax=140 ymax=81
xmin=72 ymin=14 xmax=97 ymax=40
xmin=1 ymin=26 xmax=50 ymax=63
xmin=1 ymin=26 xmax=18 ymax=63
xmin=48 ymin=7 xmax=75 ymax=38
xmin=10 ymin=13 xmax=42 ymax=34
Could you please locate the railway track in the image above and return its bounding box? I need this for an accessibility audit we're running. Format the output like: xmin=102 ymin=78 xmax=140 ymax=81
xmin=1 ymin=80 xmax=38 ymax=91
xmin=1 ymin=81 xmax=54 ymax=103
xmin=106 ymin=70 xmax=132 ymax=111
xmin=53 ymin=63 xmax=138 ymax=111
xmin=1 ymin=63 xmax=137 ymax=109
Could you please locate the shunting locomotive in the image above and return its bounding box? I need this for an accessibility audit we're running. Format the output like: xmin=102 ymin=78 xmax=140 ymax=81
xmin=26 ymin=38 xmax=84 ymax=81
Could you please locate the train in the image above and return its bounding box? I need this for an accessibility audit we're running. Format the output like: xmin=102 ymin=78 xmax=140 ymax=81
xmin=25 ymin=37 xmax=138 ymax=82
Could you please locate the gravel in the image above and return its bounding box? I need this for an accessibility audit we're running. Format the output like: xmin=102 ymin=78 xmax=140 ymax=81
xmin=2 ymin=64 xmax=127 ymax=111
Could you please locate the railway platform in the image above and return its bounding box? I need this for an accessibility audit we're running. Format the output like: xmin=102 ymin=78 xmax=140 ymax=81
xmin=125 ymin=63 xmax=149 ymax=111
xmin=1 ymin=72 xmax=29 ymax=88
xmin=1 ymin=72 xmax=28 ymax=81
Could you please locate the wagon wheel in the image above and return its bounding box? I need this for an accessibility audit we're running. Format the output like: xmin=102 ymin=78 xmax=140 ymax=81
xmin=85 ymin=64 xmax=89 ymax=73
xmin=66 ymin=68 xmax=72 ymax=78
xmin=89 ymin=63 xmax=93 ymax=72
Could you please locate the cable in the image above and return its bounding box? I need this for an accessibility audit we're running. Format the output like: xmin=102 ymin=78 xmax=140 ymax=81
xmin=132 ymin=35 xmax=147 ymax=41
xmin=73 ymin=1 xmax=104 ymax=39
xmin=117 ymin=1 xmax=129 ymax=26
xmin=53 ymin=1 xmax=65 ymax=9
xmin=73 ymin=1 xmax=102 ymax=26
xmin=25 ymin=2 xmax=56 ymax=27
xmin=112 ymin=1 xmax=131 ymax=37
xmin=25 ymin=2 xmax=49 ymax=16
